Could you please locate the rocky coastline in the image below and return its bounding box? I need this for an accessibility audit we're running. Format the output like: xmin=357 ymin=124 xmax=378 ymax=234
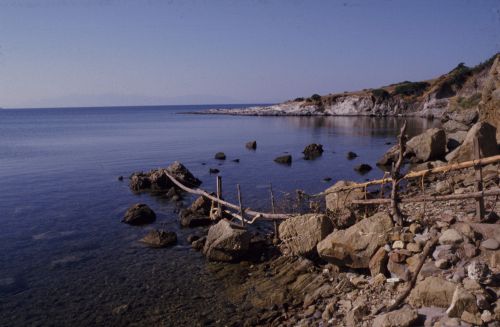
xmin=121 ymin=115 xmax=500 ymax=326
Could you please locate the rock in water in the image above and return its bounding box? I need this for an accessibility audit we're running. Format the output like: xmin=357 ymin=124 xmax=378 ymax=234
xmin=179 ymin=209 xmax=212 ymax=228
xmin=406 ymin=128 xmax=446 ymax=162
xmin=203 ymin=220 xmax=251 ymax=262
xmin=377 ymin=145 xmax=400 ymax=166
xmin=303 ymin=143 xmax=324 ymax=160
xmin=446 ymin=122 xmax=498 ymax=163
xmin=122 ymin=204 xmax=156 ymax=225
xmin=408 ymin=276 xmax=456 ymax=308
xmin=245 ymin=140 xmax=257 ymax=150
xmin=354 ymin=163 xmax=372 ymax=173
xmin=140 ymin=230 xmax=177 ymax=248
xmin=278 ymin=214 xmax=333 ymax=257
xmin=214 ymin=152 xmax=226 ymax=160
xmin=129 ymin=161 xmax=201 ymax=192
xmin=274 ymin=155 xmax=292 ymax=165
xmin=346 ymin=151 xmax=358 ymax=159
xmin=372 ymin=307 xmax=418 ymax=327
xmin=316 ymin=212 xmax=393 ymax=268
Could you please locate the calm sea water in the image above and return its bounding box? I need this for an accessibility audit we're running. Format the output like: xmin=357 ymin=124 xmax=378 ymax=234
xmin=0 ymin=105 xmax=438 ymax=326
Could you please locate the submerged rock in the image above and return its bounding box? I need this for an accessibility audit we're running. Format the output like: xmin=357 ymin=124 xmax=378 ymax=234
xmin=303 ymin=143 xmax=324 ymax=160
xmin=122 ymin=203 xmax=156 ymax=225
xmin=203 ymin=220 xmax=251 ymax=262
xmin=140 ymin=229 xmax=177 ymax=248
xmin=278 ymin=214 xmax=333 ymax=257
xmin=274 ymin=155 xmax=292 ymax=165
xmin=354 ymin=163 xmax=372 ymax=173
xmin=406 ymin=128 xmax=446 ymax=162
xmin=316 ymin=212 xmax=393 ymax=268
xmin=346 ymin=151 xmax=358 ymax=159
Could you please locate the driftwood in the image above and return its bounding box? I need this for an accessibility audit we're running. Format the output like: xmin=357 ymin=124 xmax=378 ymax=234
xmin=390 ymin=121 xmax=407 ymax=225
xmin=164 ymin=171 xmax=291 ymax=221
xmin=374 ymin=232 xmax=439 ymax=315
xmin=317 ymin=154 xmax=500 ymax=196
xmin=351 ymin=188 xmax=500 ymax=205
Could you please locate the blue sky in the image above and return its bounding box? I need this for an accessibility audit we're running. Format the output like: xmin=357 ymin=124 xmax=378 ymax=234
xmin=0 ymin=0 xmax=498 ymax=108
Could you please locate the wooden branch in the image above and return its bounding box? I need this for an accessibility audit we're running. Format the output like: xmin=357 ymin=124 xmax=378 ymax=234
xmin=374 ymin=232 xmax=439 ymax=315
xmin=391 ymin=121 xmax=407 ymax=225
xmin=164 ymin=171 xmax=291 ymax=220
xmin=315 ymin=154 xmax=500 ymax=197
xmin=351 ymin=188 xmax=500 ymax=205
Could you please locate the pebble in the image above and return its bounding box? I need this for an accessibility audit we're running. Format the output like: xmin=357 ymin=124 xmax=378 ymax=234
xmin=392 ymin=240 xmax=404 ymax=249
xmin=480 ymin=238 xmax=499 ymax=250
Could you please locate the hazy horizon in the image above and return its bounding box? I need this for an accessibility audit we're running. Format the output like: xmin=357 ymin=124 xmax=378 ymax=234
xmin=1 ymin=0 xmax=499 ymax=108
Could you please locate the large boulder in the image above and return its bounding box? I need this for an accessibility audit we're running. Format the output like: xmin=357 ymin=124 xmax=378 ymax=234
xmin=122 ymin=203 xmax=156 ymax=225
xmin=377 ymin=145 xmax=400 ymax=166
xmin=442 ymin=120 xmax=469 ymax=133
xmin=406 ymin=128 xmax=447 ymax=162
xmin=408 ymin=276 xmax=457 ymax=308
xmin=129 ymin=161 xmax=201 ymax=192
xmin=203 ymin=220 xmax=251 ymax=262
xmin=446 ymin=122 xmax=498 ymax=163
xmin=325 ymin=180 xmax=367 ymax=212
xmin=316 ymin=212 xmax=393 ymax=268
xmin=278 ymin=214 xmax=333 ymax=257
xmin=372 ymin=307 xmax=418 ymax=327
xmin=303 ymin=143 xmax=324 ymax=160
xmin=179 ymin=209 xmax=212 ymax=228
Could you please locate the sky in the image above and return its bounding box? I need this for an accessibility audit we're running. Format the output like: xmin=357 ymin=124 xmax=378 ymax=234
xmin=0 ymin=0 xmax=499 ymax=108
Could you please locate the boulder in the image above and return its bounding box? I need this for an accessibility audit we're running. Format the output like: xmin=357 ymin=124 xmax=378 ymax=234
xmin=325 ymin=180 xmax=367 ymax=212
xmin=408 ymin=276 xmax=457 ymax=308
xmin=303 ymin=143 xmax=323 ymax=160
xmin=129 ymin=161 xmax=201 ymax=192
xmin=203 ymin=220 xmax=251 ymax=262
xmin=140 ymin=229 xmax=177 ymax=248
xmin=439 ymin=229 xmax=464 ymax=245
xmin=179 ymin=209 xmax=212 ymax=228
xmin=369 ymin=247 xmax=389 ymax=277
xmin=354 ymin=163 xmax=372 ymax=174
xmin=446 ymin=286 xmax=478 ymax=318
xmin=122 ymin=204 xmax=156 ymax=225
xmin=443 ymin=120 xmax=469 ymax=133
xmin=406 ymin=128 xmax=447 ymax=162
xmin=446 ymin=122 xmax=498 ymax=163
xmin=278 ymin=214 xmax=333 ymax=257
xmin=377 ymin=145 xmax=399 ymax=166
xmin=372 ymin=307 xmax=418 ymax=327
xmin=214 ymin=152 xmax=226 ymax=160
xmin=274 ymin=155 xmax=292 ymax=165
xmin=447 ymin=131 xmax=468 ymax=151
xmin=316 ymin=212 xmax=393 ymax=268
xmin=245 ymin=140 xmax=257 ymax=150
xmin=189 ymin=196 xmax=212 ymax=216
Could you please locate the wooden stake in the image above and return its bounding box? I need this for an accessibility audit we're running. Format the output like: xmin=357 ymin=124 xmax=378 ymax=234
xmin=237 ymin=184 xmax=245 ymax=227
xmin=270 ymin=184 xmax=278 ymax=240
xmin=473 ymin=137 xmax=485 ymax=220
xmin=391 ymin=121 xmax=407 ymax=225
xmin=216 ymin=175 xmax=222 ymax=218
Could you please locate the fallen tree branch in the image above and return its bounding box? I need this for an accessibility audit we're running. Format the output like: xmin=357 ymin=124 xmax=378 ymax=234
xmin=164 ymin=171 xmax=292 ymax=221
xmin=351 ymin=188 xmax=500 ymax=205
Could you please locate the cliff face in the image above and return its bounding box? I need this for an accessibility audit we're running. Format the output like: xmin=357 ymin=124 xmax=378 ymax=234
xmin=207 ymin=53 xmax=499 ymax=121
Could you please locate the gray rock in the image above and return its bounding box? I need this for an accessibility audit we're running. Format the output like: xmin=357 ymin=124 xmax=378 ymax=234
xmin=303 ymin=143 xmax=324 ymax=160
xmin=317 ymin=212 xmax=393 ymax=268
xmin=278 ymin=214 xmax=333 ymax=257
xmin=214 ymin=152 xmax=226 ymax=160
xmin=439 ymin=229 xmax=463 ymax=245
xmin=203 ymin=220 xmax=251 ymax=262
xmin=324 ymin=180 xmax=367 ymax=212
xmin=354 ymin=163 xmax=372 ymax=174
xmin=274 ymin=154 xmax=292 ymax=165
xmin=446 ymin=122 xmax=498 ymax=163
xmin=140 ymin=230 xmax=177 ymax=248
xmin=480 ymin=238 xmax=499 ymax=250
xmin=443 ymin=120 xmax=469 ymax=133
xmin=377 ymin=144 xmax=399 ymax=166
xmin=122 ymin=203 xmax=156 ymax=225
xmin=372 ymin=307 xmax=418 ymax=327
xmin=406 ymin=128 xmax=447 ymax=162
xmin=447 ymin=131 xmax=468 ymax=151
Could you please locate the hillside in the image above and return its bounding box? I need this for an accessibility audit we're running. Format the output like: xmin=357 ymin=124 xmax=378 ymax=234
xmin=206 ymin=53 xmax=500 ymax=136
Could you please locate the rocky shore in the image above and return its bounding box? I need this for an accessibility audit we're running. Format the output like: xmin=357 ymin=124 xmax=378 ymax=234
xmin=121 ymin=115 xmax=499 ymax=326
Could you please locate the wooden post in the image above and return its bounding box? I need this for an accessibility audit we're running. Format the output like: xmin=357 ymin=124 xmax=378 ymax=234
xmin=270 ymin=184 xmax=278 ymax=240
xmin=391 ymin=121 xmax=407 ymax=226
xmin=237 ymin=184 xmax=245 ymax=226
xmin=216 ymin=175 xmax=222 ymax=218
xmin=473 ymin=137 xmax=485 ymax=220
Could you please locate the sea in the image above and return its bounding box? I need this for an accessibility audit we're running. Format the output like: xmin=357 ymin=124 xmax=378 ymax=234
xmin=0 ymin=105 xmax=439 ymax=326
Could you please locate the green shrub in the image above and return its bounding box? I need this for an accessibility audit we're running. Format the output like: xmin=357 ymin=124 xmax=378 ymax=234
xmin=294 ymin=97 xmax=305 ymax=102
xmin=371 ymin=88 xmax=390 ymax=99
xmin=457 ymin=93 xmax=481 ymax=109
xmin=311 ymin=94 xmax=322 ymax=101
xmin=393 ymin=82 xmax=430 ymax=96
